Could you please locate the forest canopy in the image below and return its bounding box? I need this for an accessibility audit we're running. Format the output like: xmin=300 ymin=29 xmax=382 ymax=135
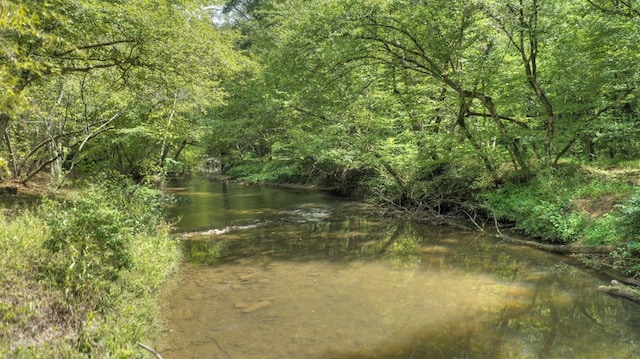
xmin=208 ymin=0 xmax=640 ymax=188
xmin=0 ymin=0 xmax=244 ymax=183
xmin=1 ymin=0 xmax=638 ymax=189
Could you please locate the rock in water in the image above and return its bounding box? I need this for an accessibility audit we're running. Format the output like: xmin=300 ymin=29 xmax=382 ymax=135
xmin=241 ymin=300 xmax=272 ymax=313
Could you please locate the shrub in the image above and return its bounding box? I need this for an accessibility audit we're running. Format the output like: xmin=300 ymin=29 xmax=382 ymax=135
xmin=1 ymin=181 xmax=179 ymax=357
xmin=611 ymin=243 xmax=640 ymax=279
xmin=617 ymin=195 xmax=640 ymax=241
xmin=41 ymin=180 xmax=173 ymax=305
xmin=485 ymin=173 xmax=588 ymax=242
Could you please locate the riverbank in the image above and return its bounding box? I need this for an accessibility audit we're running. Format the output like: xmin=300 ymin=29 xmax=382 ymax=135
xmin=0 ymin=180 xmax=180 ymax=358
xmin=221 ymin=159 xmax=640 ymax=280
xmin=484 ymin=162 xmax=640 ymax=279
xmin=2 ymin=161 xmax=638 ymax=356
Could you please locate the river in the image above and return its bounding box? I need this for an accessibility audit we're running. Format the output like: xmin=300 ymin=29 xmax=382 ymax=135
xmin=158 ymin=177 xmax=640 ymax=358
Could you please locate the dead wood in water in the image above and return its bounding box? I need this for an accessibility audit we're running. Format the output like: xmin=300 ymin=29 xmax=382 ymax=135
xmin=494 ymin=233 xmax=617 ymax=254
xmin=598 ymin=280 xmax=640 ymax=303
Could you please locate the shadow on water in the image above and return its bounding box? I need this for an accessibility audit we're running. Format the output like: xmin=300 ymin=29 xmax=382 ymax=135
xmin=159 ymin=178 xmax=640 ymax=359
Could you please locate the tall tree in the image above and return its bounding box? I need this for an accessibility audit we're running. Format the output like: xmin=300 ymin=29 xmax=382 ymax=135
xmin=211 ymin=0 xmax=640 ymax=194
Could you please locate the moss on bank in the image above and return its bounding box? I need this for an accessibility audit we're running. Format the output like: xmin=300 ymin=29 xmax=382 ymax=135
xmin=0 ymin=182 xmax=180 ymax=358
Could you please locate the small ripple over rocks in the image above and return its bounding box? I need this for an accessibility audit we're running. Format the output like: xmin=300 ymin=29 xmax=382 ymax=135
xmin=181 ymin=220 xmax=265 ymax=239
xmin=180 ymin=206 xmax=333 ymax=239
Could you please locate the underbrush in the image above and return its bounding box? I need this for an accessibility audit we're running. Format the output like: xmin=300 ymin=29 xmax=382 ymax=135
xmin=485 ymin=164 xmax=640 ymax=277
xmin=225 ymin=158 xmax=374 ymax=195
xmin=0 ymin=181 xmax=180 ymax=358
xmin=366 ymin=160 xmax=487 ymax=218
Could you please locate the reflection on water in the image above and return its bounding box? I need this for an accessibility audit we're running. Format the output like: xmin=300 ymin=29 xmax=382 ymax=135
xmin=159 ymin=178 xmax=640 ymax=358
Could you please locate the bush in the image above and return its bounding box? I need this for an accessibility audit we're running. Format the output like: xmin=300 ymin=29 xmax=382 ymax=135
xmin=611 ymin=242 xmax=640 ymax=279
xmin=42 ymin=182 xmax=171 ymax=303
xmin=487 ymin=183 xmax=585 ymax=242
xmin=486 ymin=165 xmax=639 ymax=245
xmin=1 ymin=181 xmax=179 ymax=357
xmin=486 ymin=170 xmax=593 ymax=242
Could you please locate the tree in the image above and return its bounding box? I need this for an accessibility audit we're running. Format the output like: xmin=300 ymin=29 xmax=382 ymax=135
xmin=0 ymin=0 xmax=245 ymax=183
xmin=210 ymin=0 xmax=640 ymax=199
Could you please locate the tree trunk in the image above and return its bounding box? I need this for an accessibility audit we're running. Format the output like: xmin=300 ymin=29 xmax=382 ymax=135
xmin=0 ymin=114 xmax=8 ymax=145
xmin=172 ymin=139 xmax=189 ymax=161
xmin=373 ymin=152 xmax=405 ymax=190
xmin=456 ymin=97 xmax=496 ymax=176
xmin=3 ymin=127 xmax=18 ymax=177
xmin=159 ymin=92 xmax=179 ymax=167
xmin=466 ymin=91 xmax=529 ymax=173
xmin=0 ymin=114 xmax=10 ymax=160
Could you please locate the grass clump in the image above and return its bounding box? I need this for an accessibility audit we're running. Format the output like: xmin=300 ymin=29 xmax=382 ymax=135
xmin=0 ymin=180 xmax=180 ymax=358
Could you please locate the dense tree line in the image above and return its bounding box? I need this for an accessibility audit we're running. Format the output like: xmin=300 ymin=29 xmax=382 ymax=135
xmin=207 ymin=0 xmax=639 ymax=198
xmin=209 ymin=0 xmax=640 ymax=275
xmin=2 ymin=0 xmax=638 ymax=192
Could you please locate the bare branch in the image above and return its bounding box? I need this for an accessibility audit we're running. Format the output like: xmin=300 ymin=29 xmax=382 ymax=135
xmin=57 ymin=110 xmax=126 ymax=188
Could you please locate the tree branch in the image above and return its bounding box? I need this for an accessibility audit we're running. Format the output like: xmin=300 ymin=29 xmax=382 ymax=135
xmin=467 ymin=111 xmax=530 ymax=128
xmin=53 ymin=39 xmax=138 ymax=57
xmin=57 ymin=110 xmax=126 ymax=188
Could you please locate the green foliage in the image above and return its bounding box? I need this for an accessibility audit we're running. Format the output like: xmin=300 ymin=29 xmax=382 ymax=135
xmin=611 ymin=242 xmax=640 ymax=279
xmin=225 ymin=159 xmax=306 ymax=183
xmin=73 ymin=229 xmax=179 ymax=357
xmin=41 ymin=180 xmax=173 ymax=303
xmin=617 ymin=194 xmax=640 ymax=240
xmin=214 ymin=0 xmax=640 ymax=187
xmin=604 ymin=191 xmax=640 ymax=271
xmin=0 ymin=157 xmax=9 ymax=180
xmin=582 ymin=214 xmax=619 ymax=245
xmin=487 ymin=165 xmax=638 ymax=244
xmin=1 ymin=185 xmax=179 ymax=357
xmin=487 ymin=182 xmax=587 ymax=242
xmin=0 ymin=213 xmax=53 ymax=353
xmin=1 ymin=0 xmax=246 ymax=183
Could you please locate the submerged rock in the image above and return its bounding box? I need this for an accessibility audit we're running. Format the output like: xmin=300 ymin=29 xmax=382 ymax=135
xmin=241 ymin=300 xmax=272 ymax=313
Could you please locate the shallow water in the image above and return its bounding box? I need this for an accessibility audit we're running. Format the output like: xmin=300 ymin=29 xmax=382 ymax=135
xmin=159 ymin=178 xmax=640 ymax=358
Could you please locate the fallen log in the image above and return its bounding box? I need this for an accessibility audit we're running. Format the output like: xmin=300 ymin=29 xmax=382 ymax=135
xmin=496 ymin=234 xmax=617 ymax=254
xmin=598 ymin=280 xmax=640 ymax=303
